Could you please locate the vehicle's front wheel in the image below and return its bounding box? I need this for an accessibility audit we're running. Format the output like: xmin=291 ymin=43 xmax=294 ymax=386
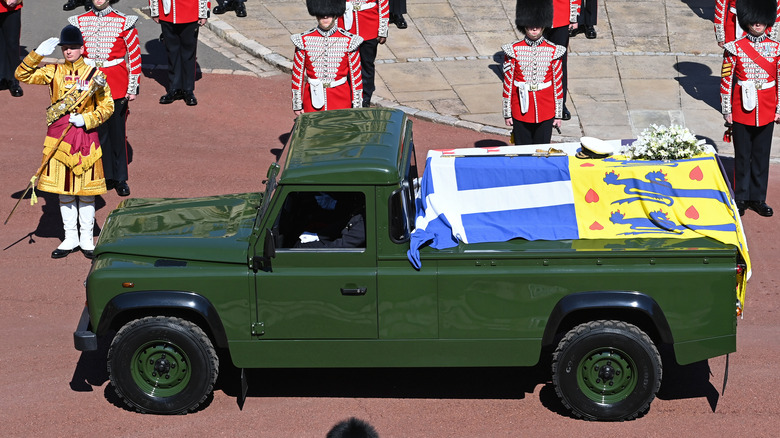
xmin=552 ymin=320 xmax=661 ymax=421
xmin=108 ymin=316 xmax=219 ymax=414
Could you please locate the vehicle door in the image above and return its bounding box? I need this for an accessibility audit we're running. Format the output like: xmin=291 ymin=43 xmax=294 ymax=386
xmin=253 ymin=187 xmax=377 ymax=339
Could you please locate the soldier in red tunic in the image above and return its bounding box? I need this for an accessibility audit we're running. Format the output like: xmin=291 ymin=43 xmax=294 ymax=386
xmin=70 ymin=0 xmax=141 ymax=197
xmin=0 ymin=0 xmax=24 ymax=97
xmin=721 ymin=0 xmax=779 ymax=217
xmin=543 ymin=0 xmax=580 ymax=121
xmin=502 ymin=0 xmax=565 ymax=145
xmin=149 ymin=0 xmax=210 ymax=106
xmin=715 ymin=0 xmax=780 ymax=47
xmin=291 ymin=0 xmax=363 ymax=115
xmin=337 ymin=0 xmax=389 ymax=107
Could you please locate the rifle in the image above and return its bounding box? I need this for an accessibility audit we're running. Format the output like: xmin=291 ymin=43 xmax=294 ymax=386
xmin=4 ymin=73 xmax=106 ymax=225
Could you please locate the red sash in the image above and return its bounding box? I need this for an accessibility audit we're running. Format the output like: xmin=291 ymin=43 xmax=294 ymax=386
xmin=46 ymin=116 xmax=100 ymax=165
xmin=736 ymin=38 xmax=778 ymax=79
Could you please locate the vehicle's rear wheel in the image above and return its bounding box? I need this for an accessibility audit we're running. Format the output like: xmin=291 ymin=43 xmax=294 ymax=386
xmin=108 ymin=316 xmax=219 ymax=414
xmin=552 ymin=320 xmax=661 ymax=421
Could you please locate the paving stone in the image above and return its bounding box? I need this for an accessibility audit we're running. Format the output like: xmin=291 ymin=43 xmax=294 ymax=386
xmin=623 ymin=79 xmax=682 ymax=111
xmin=201 ymin=0 xmax=780 ymax=160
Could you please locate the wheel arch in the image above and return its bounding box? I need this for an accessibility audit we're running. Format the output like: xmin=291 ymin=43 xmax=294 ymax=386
xmin=542 ymin=291 xmax=674 ymax=348
xmin=96 ymin=291 xmax=229 ymax=349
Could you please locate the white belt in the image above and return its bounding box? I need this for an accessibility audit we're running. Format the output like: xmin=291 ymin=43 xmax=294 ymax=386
xmin=343 ymin=2 xmax=377 ymax=31
xmin=307 ymin=76 xmax=348 ymax=109
xmin=83 ymin=58 xmax=124 ymax=68
xmin=514 ymin=81 xmax=552 ymax=114
xmin=738 ymin=80 xmax=776 ymax=112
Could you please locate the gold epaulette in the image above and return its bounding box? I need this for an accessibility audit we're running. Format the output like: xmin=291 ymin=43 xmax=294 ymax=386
xmin=721 ymin=61 xmax=733 ymax=78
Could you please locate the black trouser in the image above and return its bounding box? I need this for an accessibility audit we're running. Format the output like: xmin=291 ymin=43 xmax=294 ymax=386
xmin=360 ymin=38 xmax=379 ymax=105
xmin=732 ymin=122 xmax=773 ymax=202
xmin=512 ymin=118 xmax=553 ymax=146
xmin=0 ymin=9 xmax=21 ymax=83
xmin=578 ymin=0 xmax=598 ymax=26
xmin=389 ymin=0 xmax=407 ymax=15
xmin=544 ymin=26 xmax=570 ymax=107
xmin=98 ymin=97 xmax=129 ymax=182
xmin=160 ymin=20 xmax=199 ymax=92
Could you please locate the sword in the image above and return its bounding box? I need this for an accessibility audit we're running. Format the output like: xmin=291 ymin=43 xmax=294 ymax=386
xmin=4 ymin=124 xmax=73 ymax=225
xmin=5 ymin=73 xmax=106 ymax=225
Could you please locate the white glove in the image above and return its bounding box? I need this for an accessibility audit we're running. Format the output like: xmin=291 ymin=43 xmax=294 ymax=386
xmin=298 ymin=232 xmax=320 ymax=243
xmin=69 ymin=113 xmax=85 ymax=127
xmin=35 ymin=37 xmax=60 ymax=57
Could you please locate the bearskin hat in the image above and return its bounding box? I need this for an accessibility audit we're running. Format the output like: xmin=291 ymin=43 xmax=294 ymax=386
xmin=58 ymin=25 xmax=84 ymax=46
xmin=515 ymin=0 xmax=553 ymax=32
xmin=306 ymin=0 xmax=346 ymax=17
xmin=737 ymin=0 xmax=777 ymax=33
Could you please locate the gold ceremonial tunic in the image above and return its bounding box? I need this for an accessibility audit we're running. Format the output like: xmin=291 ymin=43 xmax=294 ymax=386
xmin=16 ymin=52 xmax=113 ymax=196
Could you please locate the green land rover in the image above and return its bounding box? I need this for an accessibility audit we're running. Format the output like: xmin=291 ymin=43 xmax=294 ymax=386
xmin=74 ymin=108 xmax=746 ymax=420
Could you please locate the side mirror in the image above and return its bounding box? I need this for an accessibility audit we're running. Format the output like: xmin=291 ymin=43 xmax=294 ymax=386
xmin=252 ymin=228 xmax=276 ymax=273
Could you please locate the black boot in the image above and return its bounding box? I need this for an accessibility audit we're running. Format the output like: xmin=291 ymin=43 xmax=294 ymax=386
xmin=213 ymin=0 xmax=235 ymax=14
xmin=9 ymin=80 xmax=22 ymax=97
xmin=63 ymin=0 xmax=84 ymax=11
xmin=235 ymin=2 xmax=247 ymax=17
xmin=392 ymin=14 xmax=407 ymax=29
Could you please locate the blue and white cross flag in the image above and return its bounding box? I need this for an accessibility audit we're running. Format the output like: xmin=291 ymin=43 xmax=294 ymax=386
xmin=407 ymin=150 xmax=579 ymax=269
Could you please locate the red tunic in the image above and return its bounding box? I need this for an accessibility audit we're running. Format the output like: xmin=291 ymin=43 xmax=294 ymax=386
xmin=721 ymin=34 xmax=780 ymax=126
xmin=0 ymin=0 xmax=23 ymax=13
xmin=715 ymin=0 xmax=780 ymax=44
xmin=291 ymin=27 xmax=363 ymax=112
xmin=552 ymin=0 xmax=580 ymax=29
xmin=149 ymin=0 xmax=209 ymax=24
xmin=337 ymin=0 xmax=389 ymax=40
xmin=69 ymin=7 xmax=142 ymax=98
xmin=502 ymin=38 xmax=565 ymax=124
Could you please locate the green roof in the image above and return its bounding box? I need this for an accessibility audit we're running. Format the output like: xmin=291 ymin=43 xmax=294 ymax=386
xmin=280 ymin=108 xmax=410 ymax=186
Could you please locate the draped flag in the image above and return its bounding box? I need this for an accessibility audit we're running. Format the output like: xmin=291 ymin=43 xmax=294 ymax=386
xmin=407 ymin=148 xmax=750 ymax=306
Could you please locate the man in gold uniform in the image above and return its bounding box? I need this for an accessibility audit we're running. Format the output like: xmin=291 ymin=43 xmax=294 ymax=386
xmin=16 ymin=25 xmax=114 ymax=259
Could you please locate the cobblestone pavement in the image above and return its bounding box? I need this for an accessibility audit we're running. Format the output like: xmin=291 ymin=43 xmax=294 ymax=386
xmin=203 ymin=0 xmax=780 ymax=160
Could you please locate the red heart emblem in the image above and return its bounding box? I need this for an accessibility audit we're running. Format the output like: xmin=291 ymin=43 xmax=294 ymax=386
xmin=686 ymin=205 xmax=700 ymax=220
xmin=589 ymin=221 xmax=604 ymax=230
xmin=581 ymin=162 xmax=595 ymax=167
xmin=585 ymin=189 xmax=599 ymax=203
xmin=689 ymin=166 xmax=703 ymax=181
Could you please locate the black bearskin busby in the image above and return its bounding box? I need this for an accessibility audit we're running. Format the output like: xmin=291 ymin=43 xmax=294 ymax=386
xmin=307 ymin=0 xmax=346 ymax=17
xmin=58 ymin=25 xmax=84 ymax=46
xmin=515 ymin=0 xmax=554 ymax=32
xmin=326 ymin=418 xmax=379 ymax=438
xmin=737 ymin=0 xmax=777 ymax=33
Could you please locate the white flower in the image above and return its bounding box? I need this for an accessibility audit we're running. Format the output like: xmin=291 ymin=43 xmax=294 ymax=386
xmin=625 ymin=125 xmax=706 ymax=161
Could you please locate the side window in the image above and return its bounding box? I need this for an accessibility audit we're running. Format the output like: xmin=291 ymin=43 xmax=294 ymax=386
xmin=275 ymin=191 xmax=366 ymax=249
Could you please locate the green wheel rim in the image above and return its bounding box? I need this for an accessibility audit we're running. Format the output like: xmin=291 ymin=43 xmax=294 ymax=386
xmin=130 ymin=340 xmax=191 ymax=398
xmin=576 ymin=347 xmax=637 ymax=404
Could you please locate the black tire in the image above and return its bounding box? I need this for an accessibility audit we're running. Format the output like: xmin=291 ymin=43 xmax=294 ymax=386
xmin=107 ymin=316 xmax=219 ymax=414
xmin=551 ymin=320 xmax=662 ymax=421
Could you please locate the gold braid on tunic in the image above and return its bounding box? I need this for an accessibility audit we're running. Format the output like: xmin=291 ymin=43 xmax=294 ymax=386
xmin=16 ymin=51 xmax=114 ymax=196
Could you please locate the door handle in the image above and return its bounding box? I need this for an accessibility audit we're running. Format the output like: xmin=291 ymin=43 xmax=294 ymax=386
xmin=341 ymin=287 xmax=367 ymax=296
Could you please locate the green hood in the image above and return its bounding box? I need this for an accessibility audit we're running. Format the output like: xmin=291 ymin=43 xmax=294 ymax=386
xmin=95 ymin=193 xmax=263 ymax=264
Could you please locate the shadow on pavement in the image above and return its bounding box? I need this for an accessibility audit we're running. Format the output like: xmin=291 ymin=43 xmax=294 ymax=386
xmin=657 ymin=359 xmax=720 ymax=412
xmin=674 ymin=61 xmax=721 ymax=112
xmin=679 ymin=0 xmax=715 ymax=20
xmin=217 ymin=362 xmax=549 ymax=402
